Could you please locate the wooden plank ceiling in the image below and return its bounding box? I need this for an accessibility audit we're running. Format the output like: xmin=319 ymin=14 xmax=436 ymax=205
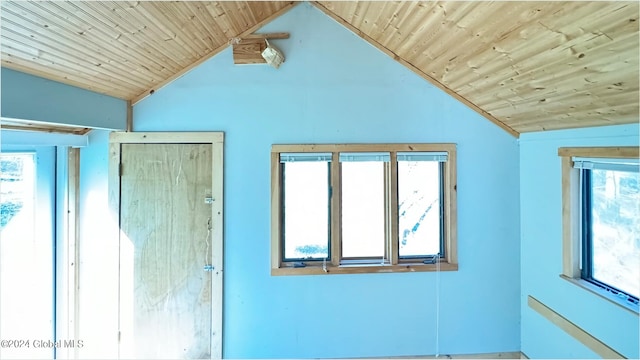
xmin=1 ymin=1 xmax=638 ymax=134
xmin=0 ymin=1 xmax=295 ymax=101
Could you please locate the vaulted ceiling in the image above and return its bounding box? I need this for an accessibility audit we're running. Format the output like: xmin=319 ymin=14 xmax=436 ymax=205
xmin=1 ymin=1 xmax=638 ymax=136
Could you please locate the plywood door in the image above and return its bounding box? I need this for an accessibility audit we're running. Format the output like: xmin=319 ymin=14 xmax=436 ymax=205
xmin=119 ymin=143 xmax=213 ymax=359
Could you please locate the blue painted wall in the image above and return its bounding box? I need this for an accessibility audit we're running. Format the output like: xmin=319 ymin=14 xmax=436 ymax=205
xmin=1 ymin=67 xmax=124 ymax=357
xmin=519 ymin=123 xmax=639 ymax=359
xmin=5 ymin=2 xmax=638 ymax=358
xmin=132 ymin=3 xmax=521 ymax=358
xmin=1 ymin=67 xmax=127 ymax=130
xmin=77 ymin=129 xmax=119 ymax=359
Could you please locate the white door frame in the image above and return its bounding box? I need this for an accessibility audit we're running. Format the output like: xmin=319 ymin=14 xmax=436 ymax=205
xmin=108 ymin=132 xmax=224 ymax=359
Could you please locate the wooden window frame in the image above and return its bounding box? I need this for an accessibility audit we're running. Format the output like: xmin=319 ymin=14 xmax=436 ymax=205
xmin=558 ymin=146 xmax=639 ymax=314
xmin=271 ymin=144 xmax=458 ymax=276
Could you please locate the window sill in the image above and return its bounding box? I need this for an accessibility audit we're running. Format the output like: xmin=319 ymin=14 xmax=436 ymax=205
xmin=560 ymin=275 xmax=639 ymax=315
xmin=272 ymin=262 xmax=458 ymax=276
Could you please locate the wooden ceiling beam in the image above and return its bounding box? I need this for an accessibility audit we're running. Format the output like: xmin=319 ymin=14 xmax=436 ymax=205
xmin=312 ymin=1 xmax=520 ymax=138
xmin=0 ymin=118 xmax=92 ymax=135
xmin=232 ymin=32 xmax=289 ymax=65
xmin=242 ymin=32 xmax=290 ymax=40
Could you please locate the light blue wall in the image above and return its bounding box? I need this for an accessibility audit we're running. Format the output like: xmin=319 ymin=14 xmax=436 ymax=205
xmin=76 ymin=129 xmax=119 ymax=359
xmin=132 ymin=3 xmax=520 ymax=358
xmin=1 ymin=64 xmax=124 ymax=356
xmin=5 ymin=2 xmax=638 ymax=357
xmin=1 ymin=129 xmax=88 ymax=147
xmin=1 ymin=67 xmax=127 ymax=130
xmin=519 ymin=123 xmax=639 ymax=359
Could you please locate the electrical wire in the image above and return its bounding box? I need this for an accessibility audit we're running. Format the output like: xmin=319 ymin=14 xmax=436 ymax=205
xmin=204 ymin=218 xmax=211 ymax=267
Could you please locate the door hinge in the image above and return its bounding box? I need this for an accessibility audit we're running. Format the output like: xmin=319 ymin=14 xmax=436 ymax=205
xmin=119 ymin=163 xmax=123 ymax=176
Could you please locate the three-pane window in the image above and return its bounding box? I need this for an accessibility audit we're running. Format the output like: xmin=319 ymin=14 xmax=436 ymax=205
xmin=271 ymin=144 xmax=457 ymax=275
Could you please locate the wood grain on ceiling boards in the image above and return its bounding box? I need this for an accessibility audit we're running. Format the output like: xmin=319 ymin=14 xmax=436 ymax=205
xmin=0 ymin=1 xmax=295 ymax=101
xmin=317 ymin=1 xmax=639 ymax=133
xmin=1 ymin=1 xmax=638 ymax=134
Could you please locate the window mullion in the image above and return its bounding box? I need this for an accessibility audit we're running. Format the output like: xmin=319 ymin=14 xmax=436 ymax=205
xmin=580 ymin=169 xmax=593 ymax=280
xmin=389 ymin=153 xmax=399 ymax=265
xmin=330 ymin=152 xmax=341 ymax=266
